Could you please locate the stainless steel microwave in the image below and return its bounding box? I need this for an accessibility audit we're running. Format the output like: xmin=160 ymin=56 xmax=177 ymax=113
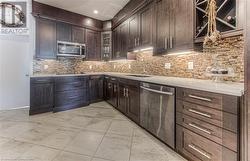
xmin=57 ymin=41 xmax=86 ymax=58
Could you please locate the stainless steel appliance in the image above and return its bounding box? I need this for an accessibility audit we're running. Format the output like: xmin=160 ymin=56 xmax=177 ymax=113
xmin=57 ymin=41 xmax=86 ymax=58
xmin=140 ymin=82 xmax=175 ymax=149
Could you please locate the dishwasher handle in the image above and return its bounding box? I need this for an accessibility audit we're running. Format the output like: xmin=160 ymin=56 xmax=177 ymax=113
xmin=140 ymin=86 xmax=174 ymax=96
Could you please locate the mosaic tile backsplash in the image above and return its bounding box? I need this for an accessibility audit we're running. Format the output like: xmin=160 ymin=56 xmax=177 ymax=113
xmin=33 ymin=36 xmax=244 ymax=82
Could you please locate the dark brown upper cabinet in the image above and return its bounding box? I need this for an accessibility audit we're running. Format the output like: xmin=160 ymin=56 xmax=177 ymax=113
xmin=112 ymin=21 xmax=128 ymax=59
xmin=120 ymin=22 xmax=129 ymax=58
xmin=56 ymin=22 xmax=72 ymax=42
xmin=138 ymin=2 xmax=154 ymax=48
xmin=154 ymin=0 xmax=170 ymax=54
xmin=36 ymin=18 xmax=57 ymax=59
xmin=86 ymin=29 xmax=101 ymax=61
xmin=112 ymin=27 xmax=121 ymax=59
xmin=128 ymin=14 xmax=140 ymax=51
xmin=72 ymin=26 xmax=85 ymax=44
xmin=169 ymin=0 xmax=194 ymax=52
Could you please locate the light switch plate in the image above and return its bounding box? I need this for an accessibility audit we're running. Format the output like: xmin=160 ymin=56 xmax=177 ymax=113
xmin=188 ymin=62 xmax=194 ymax=70
xmin=44 ymin=65 xmax=49 ymax=70
xmin=164 ymin=63 xmax=171 ymax=69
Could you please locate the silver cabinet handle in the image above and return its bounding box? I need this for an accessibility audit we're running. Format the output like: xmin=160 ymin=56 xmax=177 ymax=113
xmin=188 ymin=123 xmax=212 ymax=135
xmin=126 ymin=88 xmax=129 ymax=97
xmin=140 ymin=86 xmax=174 ymax=96
xmin=108 ymin=83 xmax=112 ymax=89
xmin=170 ymin=36 xmax=173 ymax=49
xmin=114 ymin=85 xmax=117 ymax=92
xmin=188 ymin=144 xmax=211 ymax=159
xmin=123 ymin=88 xmax=126 ymax=97
xmin=164 ymin=37 xmax=167 ymax=49
xmin=188 ymin=94 xmax=212 ymax=102
xmin=137 ymin=37 xmax=140 ymax=46
xmin=188 ymin=109 xmax=212 ymax=118
xmin=111 ymin=78 xmax=116 ymax=81
xmin=135 ymin=38 xmax=136 ymax=47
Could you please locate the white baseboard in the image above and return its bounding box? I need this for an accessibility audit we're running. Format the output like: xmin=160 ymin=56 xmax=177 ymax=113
xmin=0 ymin=106 xmax=30 ymax=111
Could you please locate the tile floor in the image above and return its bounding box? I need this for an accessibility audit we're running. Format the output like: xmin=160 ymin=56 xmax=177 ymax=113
xmin=0 ymin=102 xmax=186 ymax=161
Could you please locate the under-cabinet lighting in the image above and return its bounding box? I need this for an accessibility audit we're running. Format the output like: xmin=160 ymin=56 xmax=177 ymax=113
xmin=167 ymin=51 xmax=193 ymax=56
xmin=140 ymin=47 xmax=153 ymax=51
xmin=93 ymin=10 xmax=99 ymax=14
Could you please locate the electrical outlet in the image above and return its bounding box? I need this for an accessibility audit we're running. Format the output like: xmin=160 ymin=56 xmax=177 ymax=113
xmin=128 ymin=64 xmax=131 ymax=69
xmin=113 ymin=65 xmax=116 ymax=69
xmin=89 ymin=65 xmax=92 ymax=70
xmin=43 ymin=65 xmax=49 ymax=70
xmin=188 ymin=62 xmax=194 ymax=70
xmin=164 ymin=63 xmax=171 ymax=69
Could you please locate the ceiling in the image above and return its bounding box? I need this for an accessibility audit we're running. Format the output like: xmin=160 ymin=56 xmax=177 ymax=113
xmin=35 ymin=0 xmax=130 ymax=21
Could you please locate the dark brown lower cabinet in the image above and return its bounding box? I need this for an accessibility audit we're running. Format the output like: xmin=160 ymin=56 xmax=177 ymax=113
xmin=176 ymin=87 xmax=239 ymax=161
xmin=30 ymin=77 xmax=54 ymax=115
xmin=106 ymin=77 xmax=118 ymax=108
xmin=118 ymin=79 xmax=140 ymax=123
xmin=176 ymin=125 xmax=237 ymax=161
xmin=54 ymin=76 xmax=89 ymax=112
xmin=89 ymin=75 xmax=104 ymax=103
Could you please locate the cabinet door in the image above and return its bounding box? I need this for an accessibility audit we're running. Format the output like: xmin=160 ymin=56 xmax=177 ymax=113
xmin=56 ymin=22 xmax=72 ymax=42
xmin=36 ymin=18 xmax=56 ymax=59
xmin=112 ymin=26 xmax=121 ymax=59
xmin=30 ymin=79 xmax=54 ymax=115
xmin=89 ymin=76 xmax=104 ymax=103
xmin=72 ymin=26 xmax=85 ymax=44
xmin=154 ymin=0 xmax=170 ymax=54
xmin=111 ymin=82 xmax=118 ymax=108
xmin=120 ymin=22 xmax=129 ymax=58
xmin=118 ymin=83 xmax=127 ymax=114
xmin=86 ymin=29 xmax=101 ymax=61
xmin=139 ymin=3 xmax=154 ymax=47
xmin=128 ymin=14 xmax=139 ymax=51
xmin=170 ymin=0 xmax=194 ymax=51
xmin=127 ymin=85 xmax=140 ymax=123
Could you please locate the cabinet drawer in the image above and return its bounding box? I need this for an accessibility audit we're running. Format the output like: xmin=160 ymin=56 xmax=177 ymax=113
xmin=176 ymin=125 xmax=238 ymax=161
xmin=31 ymin=77 xmax=54 ymax=84
xmin=177 ymin=100 xmax=238 ymax=133
xmin=176 ymin=112 xmax=237 ymax=152
xmin=55 ymin=89 xmax=87 ymax=106
xmin=176 ymin=88 xmax=239 ymax=114
xmin=119 ymin=78 xmax=139 ymax=87
xmin=55 ymin=81 xmax=87 ymax=92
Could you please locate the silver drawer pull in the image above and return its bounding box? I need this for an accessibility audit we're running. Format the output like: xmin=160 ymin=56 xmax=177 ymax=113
xmin=188 ymin=144 xmax=211 ymax=159
xmin=111 ymin=78 xmax=116 ymax=81
xmin=188 ymin=123 xmax=212 ymax=135
xmin=188 ymin=109 xmax=212 ymax=118
xmin=188 ymin=94 xmax=212 ymax=102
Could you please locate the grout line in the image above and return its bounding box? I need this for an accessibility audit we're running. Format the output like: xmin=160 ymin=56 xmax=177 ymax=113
xmin=128 ymin=128 xmax=135 ymax=161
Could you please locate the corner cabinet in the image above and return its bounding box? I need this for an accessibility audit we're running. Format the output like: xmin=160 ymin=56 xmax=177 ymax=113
xmin=36 ymin=18 xmax=57 ymax=59
xmin=86 ymin=29 xmax=101 ymax=61
xmin=30 ymin=77 xmax=54 ymax=115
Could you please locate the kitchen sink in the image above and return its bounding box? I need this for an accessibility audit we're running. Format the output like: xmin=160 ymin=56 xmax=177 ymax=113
xmin=126 ymin=74 xmax=151 ymax=78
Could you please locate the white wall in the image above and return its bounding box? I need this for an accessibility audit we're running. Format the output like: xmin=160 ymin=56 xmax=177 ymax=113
xmin=0 ymin=0 xmax=35 ymax=110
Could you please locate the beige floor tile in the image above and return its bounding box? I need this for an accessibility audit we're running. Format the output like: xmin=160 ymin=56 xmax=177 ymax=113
xmin=18 ymin=144 xmax=60 ymax=161
xmin=92 ymin=157 xmax=112 ymax=161
xmin=53 ymin=151 xmax=91 ymax=161
xmin=130 ymin=151 xmax=170 ymax=161
xmin=95 ymin=134 xmax=131 ymax=161
xmin=83 ymin=117 xmax=112 ymax=132
xmin=64 ymin=130 xmax=104 ymax=156
xmin=0 ymin=140 xmax=33 ymax=160
xmin=89 ymin=102 xmax=113 ymax=109
xmin=107 ymin=120 xmax=135 ymax=137
xmin=37 ymin=127 xmax=79 ymax=149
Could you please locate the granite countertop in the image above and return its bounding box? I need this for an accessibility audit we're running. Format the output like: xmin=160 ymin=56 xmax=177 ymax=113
xmin=31 ymin=72 xmax=244 ymax=96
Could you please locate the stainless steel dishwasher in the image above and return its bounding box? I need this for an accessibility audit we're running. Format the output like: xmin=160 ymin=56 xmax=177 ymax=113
xmin=140 ymin=82 xmax=175 ymax=149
